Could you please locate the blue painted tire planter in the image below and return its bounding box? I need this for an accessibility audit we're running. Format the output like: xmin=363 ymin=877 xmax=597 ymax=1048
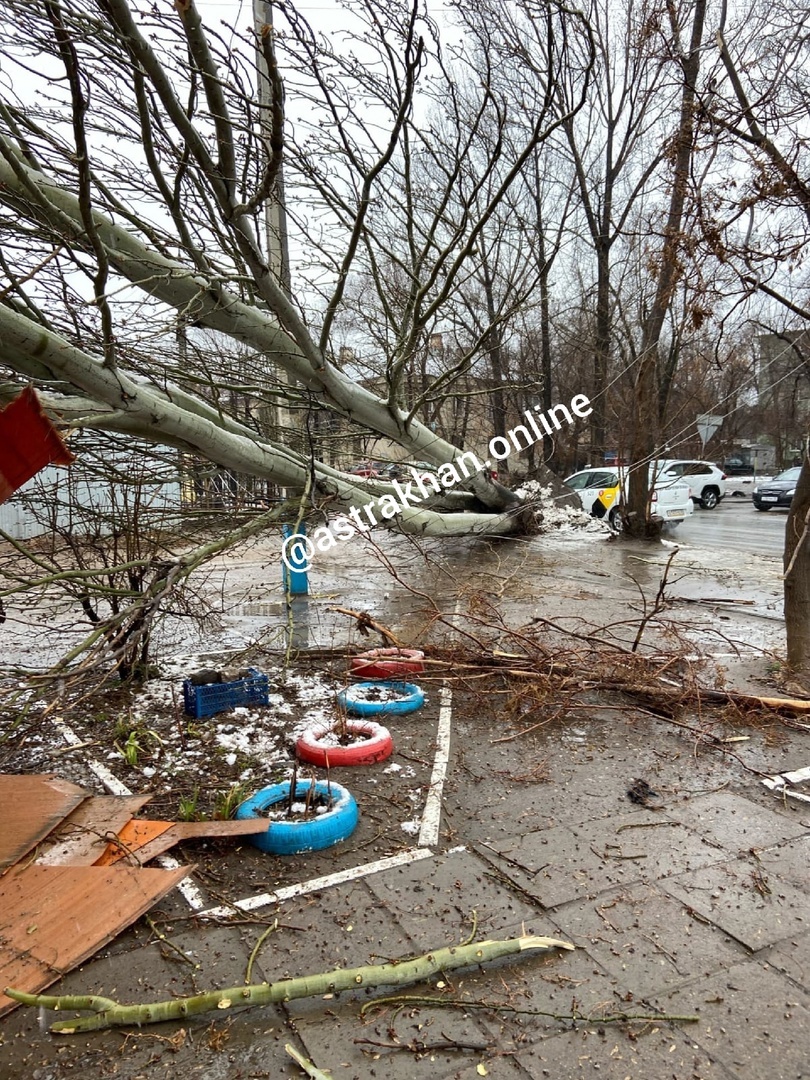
xmin=337 ymin=680 xmax=425 ymax=717
xmin=235 ymin=780 xmax=359 ymax=855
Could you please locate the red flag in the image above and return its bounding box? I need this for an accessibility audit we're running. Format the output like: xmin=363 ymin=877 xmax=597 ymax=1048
xmin=0 ymin=386 xmax=75 ymax=504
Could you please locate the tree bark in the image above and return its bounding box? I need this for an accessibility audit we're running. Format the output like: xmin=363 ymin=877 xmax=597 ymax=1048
xmin=481 ymin=257 xmax=509 ymax=448
xmin=784 ymin=446 xmax=810 ymax=681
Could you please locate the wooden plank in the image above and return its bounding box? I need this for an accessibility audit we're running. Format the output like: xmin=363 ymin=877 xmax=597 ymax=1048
xmin=0 ymin=775 xmax=88 ymax=869
xmin=35 ymin=795 xmax=153 ymax=866
xmin=745 ymin=694 xmax=810 ymax=712
xmin=0 ymin=862 xmax=191 ymax=1016
xmin=94 ymin=820 xmax=175 ymax=866
xmin=169 ymin=820 xmax=268 ymax=839
xmin=96 ymin=818 xmax=266 ymax=866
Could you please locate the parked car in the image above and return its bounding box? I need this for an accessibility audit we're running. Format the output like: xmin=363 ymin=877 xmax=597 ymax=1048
xmin=347 ymin=461 xmax=389 ymax=478
xmin=564 ymin=467 xmax=694 ymax=527
xmin=752 ymin=466 xmax=802 ymax=510
xmin=347 ymin=463 xmax=375 ymax=478
xmin=652 ymin=459 xmax=726 ymax=509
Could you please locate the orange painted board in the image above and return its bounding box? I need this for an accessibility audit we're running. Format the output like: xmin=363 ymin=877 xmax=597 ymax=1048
xmin=0 ymin=775 xmax=88 ymax=870
xmin=0 ymin=862 xmax=191 ymax=1015
xmin=94 ymin=819 xmax=175 ymax=866
xmin=35 ymin=795 xmax=154 ymax=866
xmin=97 ymin=818 xmax=266 ymax=866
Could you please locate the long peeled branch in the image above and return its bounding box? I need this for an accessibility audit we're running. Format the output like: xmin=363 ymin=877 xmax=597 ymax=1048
xmin=4 ymin=935 xmax=573 ymax=1034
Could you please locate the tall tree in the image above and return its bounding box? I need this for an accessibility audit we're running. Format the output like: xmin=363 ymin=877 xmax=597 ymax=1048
xmin=624 ymin=0 xmax=707 ymax=536
xmin=698 ymin=1 xmax=810 ymax=679
xmin=552 ymin=0 xmax=673 ymax=459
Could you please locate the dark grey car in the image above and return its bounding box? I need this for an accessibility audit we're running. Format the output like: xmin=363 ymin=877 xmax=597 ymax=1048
xmin=752 ymin=466 xmax=801 ymax=510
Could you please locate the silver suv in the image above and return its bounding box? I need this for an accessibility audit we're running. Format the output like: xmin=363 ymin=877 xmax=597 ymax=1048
xmin=653 ymin=459 xmax=726 ymax=509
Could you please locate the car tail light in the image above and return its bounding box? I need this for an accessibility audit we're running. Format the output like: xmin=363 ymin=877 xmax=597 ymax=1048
xmin=722 ymin=473 xmax=727 ymax=479
xmin=651 ymin=491 xmax=658 ymax=502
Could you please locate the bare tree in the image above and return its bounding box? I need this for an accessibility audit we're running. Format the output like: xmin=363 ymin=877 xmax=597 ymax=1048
xmin=551 ymin=0 xmax=674 ymax=458
xmin=698 ymin=1 xmax=810 ymax=679
xmin=624 ymin=0 xmax=707 ymax=537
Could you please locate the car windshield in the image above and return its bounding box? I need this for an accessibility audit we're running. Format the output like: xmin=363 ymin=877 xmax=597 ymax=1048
xmin=774 ymin=467 xmax=802 ymax=482
xmin=564 ymin=472 xmax=592 ymax=490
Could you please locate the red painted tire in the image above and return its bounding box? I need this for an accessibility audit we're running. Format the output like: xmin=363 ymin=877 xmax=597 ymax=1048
xmin=296 ymin=719 xmax=394 ymax=767
xmin=350 ymin=648 xmax=425 ymax=680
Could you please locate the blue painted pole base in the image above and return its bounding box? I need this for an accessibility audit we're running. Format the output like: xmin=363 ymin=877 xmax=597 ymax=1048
xmin=282 ymin=523 xmax=309 ymax=595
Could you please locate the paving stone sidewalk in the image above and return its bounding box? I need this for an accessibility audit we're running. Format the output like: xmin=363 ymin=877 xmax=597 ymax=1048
xmin=3 ymin=698 xmax=810 ymax=1080
xmin=2 ymin=531 xmax=807 ymax=1079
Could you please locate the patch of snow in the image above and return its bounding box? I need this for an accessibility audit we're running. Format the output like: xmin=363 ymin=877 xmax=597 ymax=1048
xmin=284 ymin=673 xmax=335 ymax=704
xmin=347 ymin=684 xmax=415 ymax=703
xmin=514 ymin=482 xmax=608 ymax=534
xmin=400 ymin=819 xmax=420 ymax=834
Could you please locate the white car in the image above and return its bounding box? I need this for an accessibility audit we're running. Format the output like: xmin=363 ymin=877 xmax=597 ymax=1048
xmin=564 ymin=467 xmax=694 ymax=528
xmin=652 ymin=459 xmax=726 ymax=509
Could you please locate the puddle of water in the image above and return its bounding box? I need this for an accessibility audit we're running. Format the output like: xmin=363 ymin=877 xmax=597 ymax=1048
xmin=228 ymin=600 xmax=286 ymax=617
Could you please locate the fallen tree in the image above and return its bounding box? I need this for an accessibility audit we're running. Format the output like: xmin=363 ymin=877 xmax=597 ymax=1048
xmin=0 ymin=0 xmax=593 ymax=537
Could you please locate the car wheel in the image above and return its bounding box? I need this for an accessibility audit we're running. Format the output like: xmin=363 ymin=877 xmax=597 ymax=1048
xmin=607 ymin=507 xmax=621 ymax=531
xmin=700 ymin=487 xmax=719 ymax=510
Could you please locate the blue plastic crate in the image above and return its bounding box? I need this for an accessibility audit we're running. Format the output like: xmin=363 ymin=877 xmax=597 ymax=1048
xmin=182 ymin=667 xmax=270 ymax=719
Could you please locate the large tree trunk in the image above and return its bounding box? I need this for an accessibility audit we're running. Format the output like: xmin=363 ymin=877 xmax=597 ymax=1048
xmin=625 ymin=0 xmax=706 ymax=538
xmin=784 ymin=447 xmax=810 ymax=682
xmin=482 ymin=259 xmax=509 ymax=449
xmin=592 ymin=237 xmax=611 ymax=459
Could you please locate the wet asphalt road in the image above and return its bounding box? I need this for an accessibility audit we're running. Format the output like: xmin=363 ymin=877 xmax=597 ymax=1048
xmin=674 ymin=494 xmax=788 ymax=558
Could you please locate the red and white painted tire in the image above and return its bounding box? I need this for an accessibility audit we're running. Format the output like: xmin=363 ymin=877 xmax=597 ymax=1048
xmin=350 ymin=647 xmax=425 ymax=680
xmin=296 ymin=719 xmax=394 ymax=767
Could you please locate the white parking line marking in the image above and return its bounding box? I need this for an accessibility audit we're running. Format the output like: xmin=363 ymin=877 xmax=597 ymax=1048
xmin=52 ymin=716 xmax=206 ymax=910
xmin=196 ymin=847 xmax=434 ymax=918
xmin=418 ymin=684 xmax=453 ymax=849
xmin=52 ymin=718 xmax=132 ymax=796
xmin=53 ymin=659 xmax=455 ymax=918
